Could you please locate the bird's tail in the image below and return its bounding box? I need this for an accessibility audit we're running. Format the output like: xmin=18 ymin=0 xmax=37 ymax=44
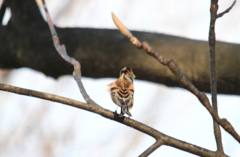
xmin=122 ymin=105 xmax=132 ymax=117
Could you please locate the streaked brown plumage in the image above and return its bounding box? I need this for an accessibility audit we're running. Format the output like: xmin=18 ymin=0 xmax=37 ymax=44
xmin=108 ymin=67 xmax=135 ymax=117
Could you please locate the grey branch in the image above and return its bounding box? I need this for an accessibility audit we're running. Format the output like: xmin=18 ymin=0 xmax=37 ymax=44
xmin=209 ymin=0 xmax=236 ymax=153
xmin=209 ymin=0 xmax=224 ymax=153
xmin=41 ymin=0 xmax=98 ymax=106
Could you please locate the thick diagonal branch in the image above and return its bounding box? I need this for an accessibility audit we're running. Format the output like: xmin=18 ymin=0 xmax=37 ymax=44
xmin=0 ymin=83 xmax=228 ymax=157
xmin=112 ymin=12 xmax=240 ymax=144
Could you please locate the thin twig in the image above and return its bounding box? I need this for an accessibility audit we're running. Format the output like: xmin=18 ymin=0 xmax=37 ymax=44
xmin=0 ymin=83 xmax=227 ymax=157
xmin=111 ymin=12 xmax=240 ymax=143
xmin=209 ymin=0 xmax=224 ymax=153
xmin=41 ymin=0 xmax=98 ymax=106
xmin=139 ymin=140 xmax=163 ymax=157
xmin=217 ymin=0 xmax=236 ymax=18
xmin=208 ymin=0 xmax=236 ymax=153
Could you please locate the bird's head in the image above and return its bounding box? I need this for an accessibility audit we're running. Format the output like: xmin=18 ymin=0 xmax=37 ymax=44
xmin=119 ymin=67 xmax=135 ymax=83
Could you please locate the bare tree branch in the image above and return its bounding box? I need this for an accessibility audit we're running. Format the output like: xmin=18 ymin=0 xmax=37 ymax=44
xmin=41 ymin=0 xmax=98 ymax=106
xmin=209 ymin=0 xmax=223 ymax=153
xmin=209 ymin=0 xmax=236 ymax=153
xmin=217 ymin=0 xmax=236 ymax=18
xmin=111 ymin=12 xmax=240 ymax=144
xmin=0 ymin=83 xmax=229 ymax=157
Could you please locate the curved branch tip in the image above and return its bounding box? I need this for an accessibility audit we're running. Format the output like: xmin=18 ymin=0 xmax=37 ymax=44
xmin=111 ymin=12 xmax=132 ymax=38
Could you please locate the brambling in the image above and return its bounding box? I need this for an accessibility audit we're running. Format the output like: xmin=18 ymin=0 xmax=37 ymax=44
xmin=108 ymin=67 xmax=135 ymax=117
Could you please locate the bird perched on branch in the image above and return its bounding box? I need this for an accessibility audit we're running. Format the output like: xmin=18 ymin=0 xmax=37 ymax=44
xmin=108 ymin=67 xmax=135 ymax=117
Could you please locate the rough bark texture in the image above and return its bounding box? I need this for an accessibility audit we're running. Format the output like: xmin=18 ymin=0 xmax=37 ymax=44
xmin=0 ymin=0 xmax=240 ymax=95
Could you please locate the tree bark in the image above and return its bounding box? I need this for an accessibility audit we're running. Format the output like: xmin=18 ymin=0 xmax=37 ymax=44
xmin=0 ymin=0 xmax=240 ymax=95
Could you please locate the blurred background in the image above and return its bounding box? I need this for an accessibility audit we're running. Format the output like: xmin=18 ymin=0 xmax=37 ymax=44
xmin=0 ymin=0 xmax=240 ymax=156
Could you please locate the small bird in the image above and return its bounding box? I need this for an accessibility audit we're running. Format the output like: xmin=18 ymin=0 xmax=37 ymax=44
xmin=108 ymin=67 xmax=135 ymax=117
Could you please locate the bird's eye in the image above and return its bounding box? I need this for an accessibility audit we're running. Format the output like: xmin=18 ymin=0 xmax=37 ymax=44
xmin=120 ymin=70 xmax=127 ymax=75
